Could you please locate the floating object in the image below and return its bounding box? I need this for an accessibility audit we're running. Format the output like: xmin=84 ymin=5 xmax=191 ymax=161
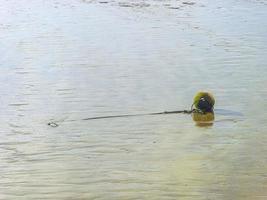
xmin=191 ymin=92 xmax=215 ymax=126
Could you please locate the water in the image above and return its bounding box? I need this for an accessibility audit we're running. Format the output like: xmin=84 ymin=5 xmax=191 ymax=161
xmin=0 ymin=0 xmax=266 ymax=199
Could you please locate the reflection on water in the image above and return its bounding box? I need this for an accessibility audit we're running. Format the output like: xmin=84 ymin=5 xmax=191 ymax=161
xmin=0 ymin=0 xmax=267 ymax=199
xmin=192 ymin=111 xmax=214 ymax=127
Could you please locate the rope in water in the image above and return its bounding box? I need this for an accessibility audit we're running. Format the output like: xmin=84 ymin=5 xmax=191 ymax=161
xmin=47 ymin=92 xmax=215 ymax=127
xmin=47 ymin=109 xmax=195 ymax=127
xmin=82 ymin=110 xmax=193 ymax=121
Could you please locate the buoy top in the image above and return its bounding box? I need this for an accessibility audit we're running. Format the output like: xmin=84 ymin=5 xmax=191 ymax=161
xmin=193 ymin=92 xmax=215 ymax=113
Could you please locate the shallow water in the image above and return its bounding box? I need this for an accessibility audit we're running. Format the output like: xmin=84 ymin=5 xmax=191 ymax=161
xmin=0 ymin=0 xmax=267 ymax=199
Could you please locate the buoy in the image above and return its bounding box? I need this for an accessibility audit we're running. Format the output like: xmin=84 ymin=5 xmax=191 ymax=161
xmin=192 ymin=111 xmax=214 ymax=121
xmin=192 ymin=92 xmax=215 ymax=126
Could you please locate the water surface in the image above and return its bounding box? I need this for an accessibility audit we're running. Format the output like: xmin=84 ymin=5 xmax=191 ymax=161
xmin=0 ymin=0 xmax=266 ymax=199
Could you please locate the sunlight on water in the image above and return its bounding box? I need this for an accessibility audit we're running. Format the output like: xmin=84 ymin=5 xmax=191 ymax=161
xmin=0 ymin=0 xmax=266 ymax=199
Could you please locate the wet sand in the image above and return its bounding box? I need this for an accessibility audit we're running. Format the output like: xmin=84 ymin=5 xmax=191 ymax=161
xmin=0 ymin=0 xmax=267 ymax=199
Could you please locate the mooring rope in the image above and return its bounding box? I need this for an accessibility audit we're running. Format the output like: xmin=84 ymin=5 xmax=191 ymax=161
xmin=82 ymin=110 xmax=193 ymax=121
xmin=48 ymin=109 xmax=195 ymax=127
xmin=47 ymin=91 xmax=215 ymax=127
